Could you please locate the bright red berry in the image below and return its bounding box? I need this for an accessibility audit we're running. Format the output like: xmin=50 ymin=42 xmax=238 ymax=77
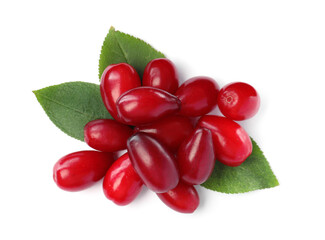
xmin=143 ymin=58 xmax=179 ymax=94
xmin=134 ymin=115 xmax=194 ymax=152
xmin=157 ymin=182 xmax=199 ymax=213
xmin=127 ymin=132 xmax=179 ymax=193
xmin=116 ymin=87 xmax=181 ymax=125
xmin=197 ymin=115 xmax=252 ymax=167
xmin=84 ymin=119 xmax=133 ymax=152
xmin=53 ymin=151 xmax=114 ymax=191
xmin=178 ymin=128 xmax=215 ymax=185
xmin=217 ymin=82 xmax=260 ymax=120
xmin=100 ymin=63 xmax=141 ymax=122
xmin=102 ymin=153 xmax=143 ymax=206
xmin=175 ymin=76 xmax=220 ymax=117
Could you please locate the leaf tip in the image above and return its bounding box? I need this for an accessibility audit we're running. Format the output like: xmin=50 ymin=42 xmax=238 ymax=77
xmin=32 ymin=89 xmax=40 ymax=98
xmin=274 ymin=178 xmax=280 ymax=187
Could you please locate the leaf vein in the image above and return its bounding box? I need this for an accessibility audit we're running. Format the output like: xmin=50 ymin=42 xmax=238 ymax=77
xmin=36 ymin=93 xmax=94 ymax=118
xmin=113 ymin=32 xmax=129 ymax=64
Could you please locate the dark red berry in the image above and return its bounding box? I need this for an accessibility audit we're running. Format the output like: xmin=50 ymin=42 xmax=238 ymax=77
xmin=217 ymin=82 xmax=260 ymax=120
xmin=134 ymin=115 xmax=194 ymax=152
xmin=178 ymin=128 xmax=215 ymax=185
xmin=116 ymin=87 xmax=181 ymax=125
xmin=157 ymin=182 xmax=199 ymax=213
xmin=100 ymin=63 xmax=141 ymax=122
xmin=102 ymin=153 xmax=143 ymax=206
xmin=175 ymin=76 xmax=220 ymax=117
xmin=197 ymin=115 xmax=252 ymax=167
xmin=84 ymin=119 xmax=133 ymax=152
xmin=127 ymin=132 xmax=179 ymax=193
xmin=143 ymin=58 xmax=179 ymax=94
xmin=53 ymin=151 xmax=114 ymax=191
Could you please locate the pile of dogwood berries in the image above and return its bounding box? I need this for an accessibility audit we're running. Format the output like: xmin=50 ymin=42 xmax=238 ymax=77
xmin=53 ymin=59 xmax=260 ymax=213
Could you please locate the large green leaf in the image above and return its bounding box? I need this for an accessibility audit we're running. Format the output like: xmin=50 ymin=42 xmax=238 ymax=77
xmin=98 ymin=27 xmax=165 ymax=79
xmin=201 ymin=139 xmax=279 ymax=193
xmin=33 ymin=82 xmax=112 ymax=141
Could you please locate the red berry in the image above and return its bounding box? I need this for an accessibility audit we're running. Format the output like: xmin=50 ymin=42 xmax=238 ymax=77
xmin=175 ymin=76 xmax=220 ymax=117
xmin=134 ymin=115 xmax=194 ymax=152
xmin=178 ymin=128 xmax=215 ymax=185
xmin=127 ymin=132 xmax=179 ymax=193
xmin=197 ymin=115 xmax=252 ymax=167
xmin=157 ymin=182 xmax=199 ymax=213
xmin=84 ymin=119 xmax=133 ymax=152
xmin=102 ymin=153 xmax=143 ymax=206
xmin=100 ymin=63 xmax=141 ymax=122
xmin=143 ymin=58 xmax=179 ymax=94
xmin=116 ymin=87 xmax=181 ymax=125
xmin=53 ymin=151 xmax=114 ymax=191
xmin=217 ymin=82 xmax=260 ymax=120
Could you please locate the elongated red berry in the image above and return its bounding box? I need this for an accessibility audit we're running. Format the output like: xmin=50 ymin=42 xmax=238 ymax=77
xmin=53 ymin=151 xmax=114 ymax=191
xmin=134 ymin=115 xmax=194 ymax=152
xmin=84 ymin=119 xmax=133 ymax=152
xmin=197 ymin=115 xmax=252 ymax=167
xmin=178 ymin=128 xmax=215 ymax=185
xmin=157 ymin=182 xmax=199 ymax=213
xmin=102 ymin=153 xmax=143 ymax=206
xmin=175 ymin=76 xmax=219 ymax=117
xmin=217 ymin=82 xmax=260 ymax=120
xmin=143 ymin=58 xmax=179 ymax=94
xmin=127 ymin=132 xmax=179 ymax=193
xmin=116 ymin=87 xmax=181 ymax=125
xmin=100 ymin=63 xmax=141 ymax=122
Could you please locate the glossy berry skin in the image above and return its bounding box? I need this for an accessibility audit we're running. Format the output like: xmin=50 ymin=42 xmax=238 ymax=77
xmin=116 ymin=87 xmax=181 ymax=125
xmin=134 ymin=115 xmax=194 ymax=152
xmin=100 ymin=63 xmax=141 ymax=122
xmin=143 ymin=58 xmax=179 ymax=94
xmin=84 ymin=119 xmax=133 ymax=152
xmin=157 ymin=182 xmax=199 ymax=213
xmin=127 ymin=132 xmax=179 ymax=193
xmin=197 ymin=115 xmax=252 ymax=167
xmin=178 ymin=128 xmax=215 ymax=185
xmin=217 ymin=82 xmax=260 ymax=120
xmin=175 ymin=76 xmax=220 ymax=117
xmin=53 ymin=151 xmax=114 ymax=191
xmin=102 ymin=153 xmax=143 ymax=206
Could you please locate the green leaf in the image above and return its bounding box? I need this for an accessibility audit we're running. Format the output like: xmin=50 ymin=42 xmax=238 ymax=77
xmin=33 ymin=81 xmax=112 ymax=141
xmin=201 ymin=138 xmax=279 ymax=193
xmin=98 ymin=27 xmax=165 ymax=79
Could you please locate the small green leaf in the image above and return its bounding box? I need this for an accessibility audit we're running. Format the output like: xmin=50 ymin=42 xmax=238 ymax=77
xmin=98 ymin=27 xmax=165 ymax=79
xmin=201 ymin=139 xmax=279 ymax=193
xmin=33 ymin=81 xmax=112 ymax=141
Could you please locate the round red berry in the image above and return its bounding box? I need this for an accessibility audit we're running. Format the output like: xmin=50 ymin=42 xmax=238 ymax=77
xmin=178 ymin=128 xmax=215 ymax=185
xmin=53 ymin=151 xmax=114 ymax=191
xmin=175 ymin=76 xmax=220 ymax=117
xmin=157 ymin=182 xmax=199 ymax=213
xmin=197 ymin=115 xmax=252 ymax=167
xmin=103 ymin=153 xmax=143 ymax=206
xmin=84 ymin=119 xmax=133 ymax=152
xmin=100 ymin=63 xmax=141 ymax=123
xmin=127 ymin=132 xmax=179 ymax=193
xmin=217 ymin=82 xmax=260 ymax=120
xmin=116 ymin=87 xmax=181 ymax=125
xmin=143 ymin=58 xmax=179 ymax=94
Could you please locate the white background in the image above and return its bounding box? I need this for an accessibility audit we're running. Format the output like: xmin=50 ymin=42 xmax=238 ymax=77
xmin=1 ymin=1 xmax=324 ymax=239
